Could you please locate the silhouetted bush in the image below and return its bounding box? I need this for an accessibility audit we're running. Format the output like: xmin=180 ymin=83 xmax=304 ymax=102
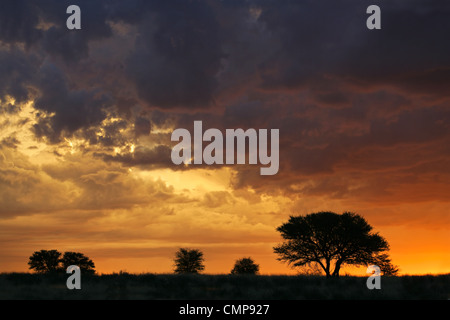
xmin=173 ymin=248 xmax=205 ymax=274
xmin=27 ymin=250 xmax=96 ymax=274
xmin=230 ymin=257 xmax=260 ymax=275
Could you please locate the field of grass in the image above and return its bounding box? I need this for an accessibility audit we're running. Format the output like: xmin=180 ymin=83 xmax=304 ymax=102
xmin=0 ymin=273 xmax=448 ymax=300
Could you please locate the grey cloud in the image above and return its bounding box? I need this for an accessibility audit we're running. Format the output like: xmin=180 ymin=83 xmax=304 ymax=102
xmin=40 ymin=0 xmax=112 ymax=63
xmin=0 ymin=0 xmax=112 ymax=62
xmin=255 ymin=0 xmax=450 ymax=95
xmin=0 ymin=49 xmax=39 ymax=104
xmin=0 ymin=0 xmax=449 ymax=198
xmin=96 ymin=144 xmax=173 ymax=169
xmin=0 ymin=137 xmax=20 ymax=149
xmin=33 ymin=63 xmax=111 ymax=143
xmin=134 ymin=116 xmax=151 ymax=137
xmin=0 ymin=0 xmax=42 ymax=47
xmin=124 ymin=1 xmax=223 ymax=110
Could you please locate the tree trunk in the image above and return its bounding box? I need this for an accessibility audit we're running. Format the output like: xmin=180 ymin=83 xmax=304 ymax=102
xmin=332 ymin=260 xmax=343 ymax=277
xmin=316 ymin=259 xmax=331 ymax=277
xmin=325 ymin=259 xmax=331 ymax=278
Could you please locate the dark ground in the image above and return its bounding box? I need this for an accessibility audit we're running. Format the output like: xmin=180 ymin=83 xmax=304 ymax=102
xmin=0 ymin=273 xmax=449 ymax=300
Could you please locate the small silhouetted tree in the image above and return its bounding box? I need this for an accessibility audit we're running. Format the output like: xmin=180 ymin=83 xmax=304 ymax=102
xmin=28 ymin=250 xmax=62 ymax=273
xmin=60 ymin=252 xmax=96 ymax=274
xmin=173 ymin=248 xmax=205 ymax=274
xmin=274 ymin=211 xmax=399 ymax=278
xmin=231 ymin=257 xmax=260 ymax=275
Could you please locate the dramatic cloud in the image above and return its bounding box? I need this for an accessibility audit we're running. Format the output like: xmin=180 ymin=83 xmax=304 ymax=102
xmin=124 ymin=1 xmax=223 ymax=109
xmin=0 ymin=49 xmax=39 ymax=104
xmin=0 ymin=0 xmax=42 ymax=47
xmin=33 ymin=62 xmax=112 ymax=143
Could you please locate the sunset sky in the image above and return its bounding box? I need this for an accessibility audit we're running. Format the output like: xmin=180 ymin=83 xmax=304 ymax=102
xmin=0 ymin=0 xmax=449 ymax=276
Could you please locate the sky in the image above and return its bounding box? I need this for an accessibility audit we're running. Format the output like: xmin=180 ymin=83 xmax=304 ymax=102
xmin=0 ymin=0 xmax=449 ymax=276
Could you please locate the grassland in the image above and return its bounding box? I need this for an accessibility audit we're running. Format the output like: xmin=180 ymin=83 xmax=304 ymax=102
xmin=0 ymin=272 xmax=448 ymax=300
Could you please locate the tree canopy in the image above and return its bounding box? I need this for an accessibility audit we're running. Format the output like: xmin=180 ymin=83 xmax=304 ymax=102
xmin=230 ymin=257 xmax=260 ymax=275
xmin=28 ymin=249 xmax=62 ymax=274
xmin=273 ymin=211 xmax=398 ymax=277
xmin=173 ymin=248 xmax=205 ymax=274
xmin=60 ymin=251 xmax=96 ymax=274
xmin=28 ymin=249 xmax=96 ymax=274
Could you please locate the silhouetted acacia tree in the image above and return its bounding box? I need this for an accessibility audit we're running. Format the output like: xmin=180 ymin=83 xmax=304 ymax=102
xmin=60 ymin=252 xmax=96 ymax=274
xmin=28 ymin=249 xmax=97 ymax=274
xmin=28 ymin=250 xmax=62 ymax=273
xmin=173 ymin=248 xmax=205 ymax=274
xmin=231 ymin=257 xmax=260 ymax=275
xmin=274 ymin=211 xmax=399 ymax=277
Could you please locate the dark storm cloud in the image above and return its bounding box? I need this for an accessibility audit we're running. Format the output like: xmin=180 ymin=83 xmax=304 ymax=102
xmin=0 ymin=0 xmax=449 ymax=197
xmin=39 ymin=0 xmax=112 ymax=62
xmin=0 ymin=0 xmax=42 ymax=47
xmin=255 ymin=0 xmax=450 ymax=92
xmin=0 ymin=0 xmax=227 ymax=142
xmin=215 ymin=0 xmax=450 ymax=194
xmin=33 ymin=63 xmax=111 ymax=143
xmin=122 ymin=1 xmax=223 ymax=110
xmin=1 ymin=0 xmax=449 ymax=104
xmin=134 ymin=116 xmax=151 ymax=137
xmin=96 ymin=144 xmax=173 ymax=170
xmin=0 ymin=0 xmax=112 ymax=60
xmin=0 ymin=0 xmax=114 ymax=142
xmin=0 ymin=49 xmax=39 ymax=104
